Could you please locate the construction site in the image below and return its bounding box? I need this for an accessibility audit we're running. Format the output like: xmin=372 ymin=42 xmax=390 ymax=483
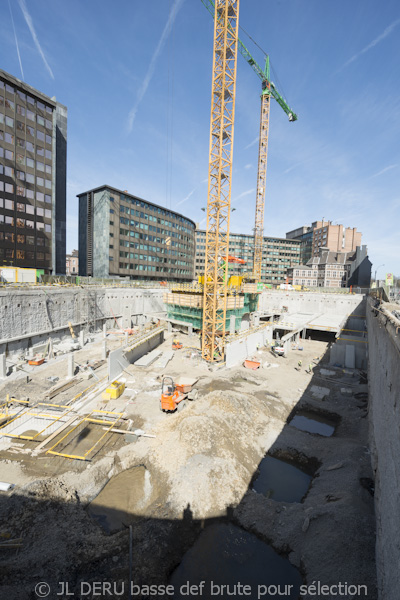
xmin=0 ymin=2 xmax=399 ymax=600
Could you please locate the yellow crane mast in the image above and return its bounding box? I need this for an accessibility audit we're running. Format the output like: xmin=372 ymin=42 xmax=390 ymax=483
xmin=202 ymin=0 xmax=240 ymax=362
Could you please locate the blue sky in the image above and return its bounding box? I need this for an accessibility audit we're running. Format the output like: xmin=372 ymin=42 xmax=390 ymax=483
xmin=1 ymin=0 xmax=399 ymax=277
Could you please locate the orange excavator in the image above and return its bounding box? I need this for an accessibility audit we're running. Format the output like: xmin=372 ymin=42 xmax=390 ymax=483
xmin=160 ymin=376 xmax=186 ymax=413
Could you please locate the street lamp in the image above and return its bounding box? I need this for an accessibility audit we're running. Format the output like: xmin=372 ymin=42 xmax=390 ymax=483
xmin=374 ymin=264 xmax=385 ymax=285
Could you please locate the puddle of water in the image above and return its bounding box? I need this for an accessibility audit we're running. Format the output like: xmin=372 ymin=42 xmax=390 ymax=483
xmin=88 ymin=467 xmax=155 ymax=533
xmin=252 ymin=456 xmax=312 ymax=502
xmin=170 ymin=523 xmax=301 ymax=599
xmin=289 ymin=411 xmax=335 ymax=437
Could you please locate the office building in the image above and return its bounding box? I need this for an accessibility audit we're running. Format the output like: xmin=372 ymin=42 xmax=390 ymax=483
xmin=286 ymin=220 xmax=362 ymax=263
xmin=78 ymin=185 xmax=196 ymax=281
xmin=0 ymin=69 xmax=67 ymax=274
xmin=195 ymin=228 xmax=301 ymax=285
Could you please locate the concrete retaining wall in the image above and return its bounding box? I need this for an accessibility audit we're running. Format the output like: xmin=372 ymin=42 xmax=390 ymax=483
xmin=366 ymin=298 xmax=400 ymax=600
xmin=0 ymin=287 xmax=165 ymax=356
xmin=259 ymin=290 xmax=365 ymax=317
xmin=225 ymin=326 xmax=273 ymax=368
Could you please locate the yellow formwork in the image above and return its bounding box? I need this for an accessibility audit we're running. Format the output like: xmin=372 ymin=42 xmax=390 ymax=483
xmin=46 ymin=409 xmax=123 ymax=461
xmin=0 ymin=401 xmax=73 ymax=441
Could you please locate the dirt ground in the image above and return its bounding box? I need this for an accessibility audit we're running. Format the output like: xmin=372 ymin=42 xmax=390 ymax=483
xmin=0 ymin=329 xmax=376 ymax=599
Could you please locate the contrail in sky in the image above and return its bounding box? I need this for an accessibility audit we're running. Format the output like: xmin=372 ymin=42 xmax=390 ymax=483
xmin=127 ymin=0 xmax=185 ymax=132
xmin=17 ymin=0 xmax=54 ymax=79
xmin=8 ymin=0 xmax=24 ymax=80
xmin=175 ymin=188 xmax=195 ymax=209
xmin=341 ymin=18 xmax=400 ymax=69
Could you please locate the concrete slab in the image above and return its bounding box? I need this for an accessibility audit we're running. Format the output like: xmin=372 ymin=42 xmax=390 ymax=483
xmin=153 ymin=351 xmax=174 ymax=369
xmin=310 ymin=385 xmax=330 ymax=400
xmin=134 ymin=349 xmax=163 ymax=367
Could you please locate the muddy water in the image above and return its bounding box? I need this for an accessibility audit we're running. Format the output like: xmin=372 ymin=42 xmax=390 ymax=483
xmin=170 ymin=523 xmax=301 ymax=599
xmin=200 ymin=377 xmax=247 ymax=394
xmin=289 ymin=411 xmax=335 ymax=436
xmin=252 ymin=456 xmax=312 ymax=502
xmin=88 ymin=467 xmax=155 ymax=533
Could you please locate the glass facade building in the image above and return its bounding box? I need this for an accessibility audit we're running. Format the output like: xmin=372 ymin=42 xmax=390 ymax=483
xmin=0 ymin=69 xmax=67 ymax=274
xmin=78 ymin=185 xmax=196 ymax=281
xmin=195 ymin=228 xmax=301 ymax=285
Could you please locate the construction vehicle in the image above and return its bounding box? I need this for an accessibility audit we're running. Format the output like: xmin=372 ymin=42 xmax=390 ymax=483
xmin=160 ymin=376 xmax=187 ymax=413
xmin=201 ymin=0 xmax=297 ymax=282
xmin=172 ymin=338 xmax=183 ymax=350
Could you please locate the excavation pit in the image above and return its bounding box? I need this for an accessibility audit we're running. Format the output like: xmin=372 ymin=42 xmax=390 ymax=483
xmin=288 ymin=410 xmax=336 ymax=437
xmin=169 ymin=522 xmax=302 ymax=599
xmin=251 ymin=455 xmax=313 ymax=502
xmin=87 ymin=466 xmax=157 ymax=534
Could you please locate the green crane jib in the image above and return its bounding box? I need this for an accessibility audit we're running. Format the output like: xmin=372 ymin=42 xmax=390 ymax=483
xmin=201 ymin=0 xmax=297 ymax=121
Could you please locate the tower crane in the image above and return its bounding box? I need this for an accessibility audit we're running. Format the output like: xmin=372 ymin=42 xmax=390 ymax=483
xmin=201 ymin=0 xmax=297 ymax=281
xmin=201 ymin=0 xmax=240 ymax=362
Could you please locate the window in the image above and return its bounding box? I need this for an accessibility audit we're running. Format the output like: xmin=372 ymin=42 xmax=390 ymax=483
xmin=5 ymin=233 xmax=14 ymax=242
xmin=17 ymin=202 xmax=25 ymax=212
xmin=37 ymin=146 xmax=44 ymax=156
xmin=16 ymin=170 xmax=25 ymax=180
xmin=26 ymin=236 xmax=34 ymax=245
xmin=16 ymin=186 xmax=25 ymax=197
xmin=26 ymin=190 xmax=34 ymax=200
xmin=17 ymin=153 xmax=26 ymax=165
xmin=5 ymin=150 xmax=13 ymax=160
xmin=5 ymin=199 xmax=14 ymax=210
xmin=0 ymin=114 xmax=3 ymax=125
xmin=5 ymin=183 xmax=13 ymax=194
xmin=17 ymin=234 xmax=25 ymax=244
xmin=5 ymin=99 xmax=14 ymax=110
xmin=17 ymin=137 xmax=25 ymax=148
xmin=37 ymin=207 xmax=44 ymax=217
xmin=37 ymin=252 xmax=44 ymax=261
xmin=17 ymin=90 xmax=26 ymax=101
xmin=37 ymin=237 xmax=44 ymax=246
xmin=26 ymin=219 xmax=34 ymax=229
xmin=37 ymin=130 xmax=44 ymax=142
xmin=36 ymin=176 xmax=44 ymax=186
xmin=36 ymin=192 xmax=44 ymax=202
xmin=16 ymin=218 xmax=25 ymax=228
xmin=26 ymin=157 xmax=34 ymax=168
xmin=27 ymin=95 xmax=35 ymax=105
xmin=5 ymin=249 xmax=14 ymax=259
xmin=26 ymin=174 xmax=34 ymax=184
xmin=27 ymin=109 xmax=34 ymax=121
xmin=26 ymin=141 xmax=34 ymax=152
xmin=45 ymin=224 xmax=51 ymax=233
xmin=17 ymin=105 xmax=25 ymax=116
xmin=5 ymin=216 xmax=14 ymax=226
xmin=45 ymin=134 xmax=51 ymax=145
xmin=5 ymin=132 xmax=14 ymax=144
xmin=45 ymin=164 xmax=51 ymax=174
xmin=45 ymin=149 xmax=52 ymax=159
xmin=5 ymin=166 xmax=13 ymax=177
xmin=36 ymin=222 xmax=44 ymax=231
xmin=37 ymin=161 xmax=44 ymax=171
xmin=45 ymin=119 xmax=52 ymax=129
xmin=46 ymin=105 xmax=52 ymax=114
xmin=37 ymin=115 xmax=45 ymax=127
xmin=27 ymin=251 xmax=34 ymax=260
xmin=26 ymin=125 xmax=34 ymax=136
xmin=45 ymin=209 xmax=51 ymax=219
xmin=5 ymin=116 xmax=14 ymax=127
xmin=45 ymin=179 xmax=51 ymax=190
xmin=45 ymin=194 xmax=51 ymax=204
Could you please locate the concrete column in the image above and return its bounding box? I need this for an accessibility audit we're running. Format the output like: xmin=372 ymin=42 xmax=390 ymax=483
xmin=125 ymin=332 xmax=129 ymax=346
xmin=79 ymin=330 xmax=84 ymax=348
xmin=167 ymin=321 xmax=172 ymax=333
xmin=67 ymin=353 xmax=74 ymax=379
xmin=254 ymin=315 xmax=260 ymax=328
xmin=102 ymin=340 xmax=107 ymax=360
xmin=0 ymin=353 xmax=6 ymax=379
xmin=230 ymin=316 xmax=236 ymax=335
xmin=302 ymin=328 xmax=306 ymax=340
xmin=103 ymin=323 xmax=107 ymax=338
xmin=188 ymin=324 xmax=193 ymax=336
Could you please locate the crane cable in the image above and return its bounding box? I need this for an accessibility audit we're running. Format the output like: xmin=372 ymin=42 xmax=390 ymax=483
xmin=166 ymin=1 xmax=175 ymax=210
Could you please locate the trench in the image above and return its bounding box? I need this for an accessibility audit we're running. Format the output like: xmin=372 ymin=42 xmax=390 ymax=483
xmin=251 ymin=454 xmax=314 ymax=502
xmin=287 ymin=410 xmax=336 ymax=437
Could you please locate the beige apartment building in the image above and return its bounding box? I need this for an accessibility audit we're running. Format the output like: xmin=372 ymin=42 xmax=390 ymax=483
xmin=312 ymin=221 xmax=362 ymax=256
